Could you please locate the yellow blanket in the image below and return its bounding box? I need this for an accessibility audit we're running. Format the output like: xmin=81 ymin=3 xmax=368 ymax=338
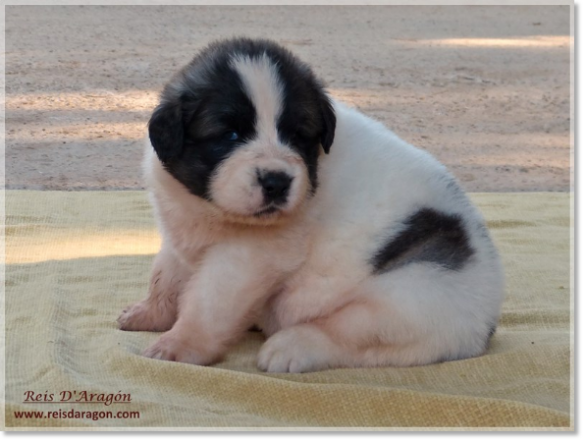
xmin=2 ymin=191 xmax=573 ymax=429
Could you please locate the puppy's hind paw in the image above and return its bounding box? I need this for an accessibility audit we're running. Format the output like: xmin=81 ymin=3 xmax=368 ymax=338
xmin=142 ymin=330 xmax=218 ymax=366
xmin=257 ymin=325 xmax=340 ymax=373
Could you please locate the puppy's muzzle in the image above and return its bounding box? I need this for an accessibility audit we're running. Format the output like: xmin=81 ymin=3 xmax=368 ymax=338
xmin=258 ymin=171 xmax=293 ymax=205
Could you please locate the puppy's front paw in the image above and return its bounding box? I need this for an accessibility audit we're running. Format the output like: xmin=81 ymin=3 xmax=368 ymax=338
xmin=257 ymin=326 xmax=336 ymax=373
xmin=117 ymin=301 xmax=174 ymax=332
xmin=142 ymin=330 xmax=217 ymax=365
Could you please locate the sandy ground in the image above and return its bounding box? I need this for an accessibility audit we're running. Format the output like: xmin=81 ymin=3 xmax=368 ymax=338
xmin=5 ymin=5 xmax=572 ymax=192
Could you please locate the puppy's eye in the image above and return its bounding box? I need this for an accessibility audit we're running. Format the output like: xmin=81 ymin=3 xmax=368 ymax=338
xmin=225 ymin=131 xmax=239 ymax=141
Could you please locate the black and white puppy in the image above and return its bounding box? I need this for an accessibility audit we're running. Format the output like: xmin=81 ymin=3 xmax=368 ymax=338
xmin=118 ymin=38 xmax=505 ymax=373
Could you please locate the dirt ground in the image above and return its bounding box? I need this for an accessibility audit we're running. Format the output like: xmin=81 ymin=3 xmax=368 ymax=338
xmin=4 ymin=5 xmax=572 ymax=192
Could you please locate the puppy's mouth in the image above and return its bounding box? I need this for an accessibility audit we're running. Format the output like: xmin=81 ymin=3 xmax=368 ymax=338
xmin=253 ymin=205 xmax=281 ymax=217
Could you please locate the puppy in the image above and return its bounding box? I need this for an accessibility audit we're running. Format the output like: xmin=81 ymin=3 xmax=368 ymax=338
xmin=118 ymin=38 xmax=505 ymax=373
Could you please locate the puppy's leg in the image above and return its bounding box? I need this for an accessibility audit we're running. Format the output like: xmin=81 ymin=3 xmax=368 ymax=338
xmin=258 ymin=298 xmax=430 ymax=373
xmin=271 ymin=260 xmax=368 ymax=331
xmin=142 ymin=244 xmax=279 ymax=365
xmin=117 ymin=244 xmax=189 ymax=332
xmin=260 ymin=266 xmax=498 ymax=373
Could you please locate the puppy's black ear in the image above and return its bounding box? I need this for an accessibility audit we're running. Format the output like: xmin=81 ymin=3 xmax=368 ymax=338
xmin=148 ymin=101 xmax=184 ymax=164
xmin=319 ymin=95 xmax=336 ymax=154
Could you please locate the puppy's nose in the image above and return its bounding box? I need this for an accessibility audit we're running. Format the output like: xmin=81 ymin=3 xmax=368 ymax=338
xmin=258 ymin=171 xmax=293 ymax=202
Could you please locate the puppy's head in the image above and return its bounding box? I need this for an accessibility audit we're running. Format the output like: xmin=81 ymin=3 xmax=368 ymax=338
xmin=149 ymin=38 xmax=336 ymax=223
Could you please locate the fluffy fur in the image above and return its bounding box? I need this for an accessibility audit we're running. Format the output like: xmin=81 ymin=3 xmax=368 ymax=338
xmin=118 ymin=38 xmax=505 ymax=372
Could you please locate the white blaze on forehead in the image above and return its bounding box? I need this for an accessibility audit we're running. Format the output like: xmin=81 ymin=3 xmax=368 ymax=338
xmin=231 ymin=54 xmax=284 ymax=141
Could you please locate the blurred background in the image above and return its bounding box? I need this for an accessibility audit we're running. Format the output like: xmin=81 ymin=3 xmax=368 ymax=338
xmin=4 ymin=5 xmax=572 ymax=192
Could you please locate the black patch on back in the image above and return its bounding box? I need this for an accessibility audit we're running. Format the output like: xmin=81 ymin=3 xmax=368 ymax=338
xmin=148 ymin=37 xmax=335 ymax=200
xmin=371 ymin=208 xmax=475 ymax=274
